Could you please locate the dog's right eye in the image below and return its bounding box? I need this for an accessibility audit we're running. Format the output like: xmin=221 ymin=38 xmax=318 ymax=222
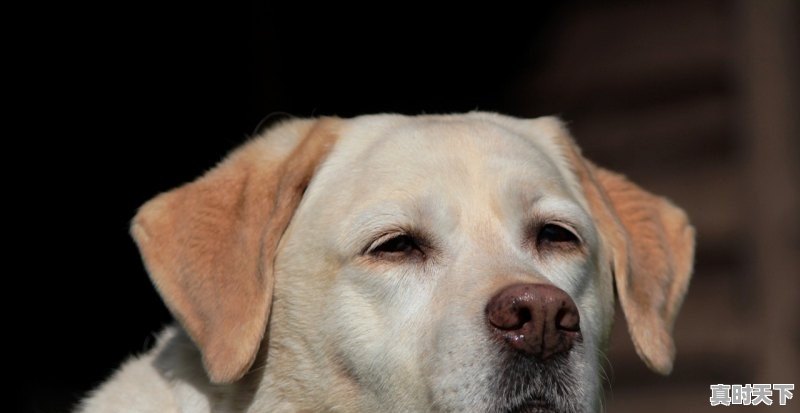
xmin=368 ymin=234 xmax=425 ymax=260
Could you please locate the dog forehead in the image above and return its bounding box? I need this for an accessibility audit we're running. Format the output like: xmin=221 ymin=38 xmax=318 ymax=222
xmin=290 ymin=113 xmax=592 ymax=249
xmin=322 ymin=113 xmax=577 ymax=192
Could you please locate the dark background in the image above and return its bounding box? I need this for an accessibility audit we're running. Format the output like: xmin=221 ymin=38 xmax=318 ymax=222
xmin=19 ymin=1 xmax=798 ymax=412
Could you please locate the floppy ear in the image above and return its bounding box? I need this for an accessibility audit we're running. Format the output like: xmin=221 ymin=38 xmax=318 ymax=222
xmin=130 ymin=118 xmax=340 ymax=383
xmin=589 ymin=166 xmax=695 ymax=375
xmin=530 ymin=116 xmax=694 ymax=375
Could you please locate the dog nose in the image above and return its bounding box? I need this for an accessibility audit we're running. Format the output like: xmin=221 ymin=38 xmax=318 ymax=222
xmin=486 ymin=283 xmax=580 ymax=359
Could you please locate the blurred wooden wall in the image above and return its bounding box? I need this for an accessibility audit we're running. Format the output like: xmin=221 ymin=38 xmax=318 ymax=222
xmin=514 ymin=0 xmax=799 ymax=411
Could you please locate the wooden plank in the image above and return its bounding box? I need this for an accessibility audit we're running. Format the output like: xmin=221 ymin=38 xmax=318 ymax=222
xmin=571 ymin=95 xmax=735 ymax=168
xmin=519 ymin=0 xmax=732 ymax=112
xmin=735 ymin=0 xmax=800 ymax=384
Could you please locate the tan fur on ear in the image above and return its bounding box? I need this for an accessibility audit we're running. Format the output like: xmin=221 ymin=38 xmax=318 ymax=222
xmin=541 ymin=117 xmax=695 ymax=375
xmin=591 ymin=167 xmax=694 ymax=374
xmin=130 ymin=118 xmax=340 ymax=383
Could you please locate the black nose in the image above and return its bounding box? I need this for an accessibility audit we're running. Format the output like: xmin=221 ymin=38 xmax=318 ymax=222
xmin=485 ymin=283 xmax=580 ymax=359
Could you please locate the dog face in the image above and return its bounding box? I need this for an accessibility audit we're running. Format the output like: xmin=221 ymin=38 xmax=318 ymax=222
xmin=131 ymin=113 xmax=694 ymax=412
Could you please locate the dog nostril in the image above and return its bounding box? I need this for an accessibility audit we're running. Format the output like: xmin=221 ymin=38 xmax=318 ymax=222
xmin=516 ymin=306 xmax=532 ymax=329
xmin=488 ymin=301 xmax=534 ymax=331
xmin=556 ymin=305 xmax=580 ymax=332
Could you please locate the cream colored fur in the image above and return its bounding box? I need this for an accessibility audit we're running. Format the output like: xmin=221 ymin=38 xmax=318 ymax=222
xmin=78 ymin=113 xmax=693 ymax=413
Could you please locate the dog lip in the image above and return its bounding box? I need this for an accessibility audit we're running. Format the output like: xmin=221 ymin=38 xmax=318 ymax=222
xmin=495 ymin=349 xmax=578 ymax=413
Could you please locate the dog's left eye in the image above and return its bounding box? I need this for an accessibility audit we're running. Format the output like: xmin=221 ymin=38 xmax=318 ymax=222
xmin=537 ymin=224 xmax=580 ymax=245
xmin=369 ymin=234 xmax=425 ymax=260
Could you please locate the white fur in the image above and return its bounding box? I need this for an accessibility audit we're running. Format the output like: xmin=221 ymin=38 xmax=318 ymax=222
xmin=79 ymin=113 xmax=617 ymax=413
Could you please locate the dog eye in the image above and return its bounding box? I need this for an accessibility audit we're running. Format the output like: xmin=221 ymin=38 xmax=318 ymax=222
xmin=369 ymin=234 xmax=425 ymax=260
xmin=537 ymin=224 xmax=580 ymax=246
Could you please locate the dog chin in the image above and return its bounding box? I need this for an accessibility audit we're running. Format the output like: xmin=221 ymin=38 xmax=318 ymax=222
xmin=491 ymin=345 xmax=586 ymax=413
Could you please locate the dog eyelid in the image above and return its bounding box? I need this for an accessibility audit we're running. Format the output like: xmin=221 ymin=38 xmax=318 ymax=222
xmin=527 ymin=220 xmax=587 ymax=257
xmin=364 ymin=231 xmax=427 ymax=260
xmin=538 ymin=222 xmax=582 ymax=244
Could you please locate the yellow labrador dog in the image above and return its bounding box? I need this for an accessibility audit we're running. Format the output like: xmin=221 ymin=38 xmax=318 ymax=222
xmin=79 ymin=113 xmax=694 ymax=413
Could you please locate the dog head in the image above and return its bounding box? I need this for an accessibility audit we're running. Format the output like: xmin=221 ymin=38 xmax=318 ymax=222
xmin=132 ymin=113 xmax=693 ymax=412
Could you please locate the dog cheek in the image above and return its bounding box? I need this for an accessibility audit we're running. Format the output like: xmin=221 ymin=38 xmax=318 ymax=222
xmin=320 ymin=267 xmax=437 ymax=407
xmin=422 ymin=286 xmax=500 ymax=411
xmin=321 ymin=277 xmax=386 ymax=369
xmin=543 ymin=258 xmax=609 ymax=409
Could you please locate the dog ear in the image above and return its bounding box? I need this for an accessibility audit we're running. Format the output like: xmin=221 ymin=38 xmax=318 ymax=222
xmin=529 ymin=116 xmax=694 ymax=375
xmin=589 ymin=166 xmax=695 ymax=375
xmin=130 ymin=118 xmax=340 ymax=383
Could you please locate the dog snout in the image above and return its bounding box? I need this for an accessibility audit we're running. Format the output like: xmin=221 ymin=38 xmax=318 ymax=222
xmin=486 ymin=283 xmax=580 ymax=359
